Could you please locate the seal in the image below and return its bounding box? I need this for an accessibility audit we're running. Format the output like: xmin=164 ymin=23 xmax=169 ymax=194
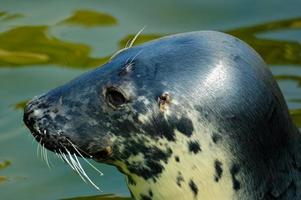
xmin=23 ymin=31 xmax=301 ymax=200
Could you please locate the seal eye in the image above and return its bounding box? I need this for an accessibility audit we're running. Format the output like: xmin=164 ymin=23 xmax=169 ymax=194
xmin=105 ymin=88 xmax=127 ymax=108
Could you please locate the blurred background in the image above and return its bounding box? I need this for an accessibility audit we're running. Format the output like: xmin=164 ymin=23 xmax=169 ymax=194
xmin=0 ymin=0 xmax=301 ymax=199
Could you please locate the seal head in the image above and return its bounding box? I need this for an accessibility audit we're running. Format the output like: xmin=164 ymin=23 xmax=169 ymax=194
xmin=24 ymin=31 xmax=301 ymax=200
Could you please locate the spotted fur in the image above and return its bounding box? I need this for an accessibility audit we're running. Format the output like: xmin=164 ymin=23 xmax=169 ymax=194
xmin=24 ymin=31 xmax=301 ymax=200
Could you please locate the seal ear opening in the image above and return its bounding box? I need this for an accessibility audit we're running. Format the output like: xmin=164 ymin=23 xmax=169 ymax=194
xmin=158 ymin=92 xmax=171 ymax=111
xmin=105 ymin=87 xmax=128 ymax=109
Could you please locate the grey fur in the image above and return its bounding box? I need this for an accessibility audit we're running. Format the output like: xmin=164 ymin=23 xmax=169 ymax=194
xmin=24 ymin=31 xmax=301 ymax=200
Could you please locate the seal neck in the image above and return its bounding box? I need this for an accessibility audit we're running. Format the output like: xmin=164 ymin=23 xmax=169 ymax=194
xmin=121 ymin=127 xmax=301 ymax=200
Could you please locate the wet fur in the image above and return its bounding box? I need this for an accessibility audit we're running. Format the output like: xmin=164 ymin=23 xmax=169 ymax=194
xmin=24 ymin=31 xmax=301 ymax=199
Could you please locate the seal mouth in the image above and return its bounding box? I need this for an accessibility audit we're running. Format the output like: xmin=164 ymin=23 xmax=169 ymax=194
xmin=29 ymin=128 xmax=114 ymax=161
xmin=23 ymin=103 xmax=113 ymax=161
xmin=30 ymin=128 xmax=91 ymax=159
xmin=35 ymin=132 xmax=113 ymax=161
xmin=24 ymin=110 xmax=108 ymax=190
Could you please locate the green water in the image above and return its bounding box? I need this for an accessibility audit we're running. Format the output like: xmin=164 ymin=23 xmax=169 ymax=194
xmin=0 ymin=0 xmax=301 ymax=199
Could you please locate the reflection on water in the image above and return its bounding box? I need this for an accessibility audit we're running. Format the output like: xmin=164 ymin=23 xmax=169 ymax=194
xmin=0 ymin=16 xmax=300 ymax=69
xmin=62 ymin=194 xmax=131 ymax=200
xmin=227 ymin=17 xmax=301 ymax=67
xmin=0 ymin=160 xmax=11 ymax=170
xmin=0 ymin=4 xmax=301 ymax=200
xmin=119 ymin=17 xmax=301 ymax=67
xmin=290 ymin=99 xmax=301 ymax=103
xmin=0 ymin=26 xmax=108 ymax=67
xmin=14 ymin=100 xmax=28 ymax=110
xmin=118 ymin=34 xmax=163 ymax=48
xmin=0 ymin=10 xmax=24 ymax=21
xmin=275 ymin=74 xmax=301 ymax=85
xmin=60 ymin=9 xmax=118 ymax=27
xmin=0 ymin=176 xmax=6 ymax=184
xmin=5 ymin=15 xmax=301 ymax=129
xmin=291 ymin=109 xmax=301 ymax=127
xmin=0 ymin=160 xmax=10 ymax=184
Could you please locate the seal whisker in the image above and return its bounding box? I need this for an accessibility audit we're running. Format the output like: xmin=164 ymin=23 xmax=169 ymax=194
xmin=41 ymin=142 xmax=45 ymax=162
xmin=59 ymin=149 xmax=76 ymax=171
xmin=71 ymin=153 xmax=89 ymax=184
xmin=125 ymin=39 xmax=132 ymax=50
xmin=23 ymin=30 xmax=301 ymax=199
xmin=31 ymin=135 xmax=37 ymax=144
xmin=124 ymin=47 xmax=142 ymax=66
xmin=42 ymin=144 xmax=48 ymax=168
xmin=42 ymin=144 xmax=46 ymax=163
xmin=110 ymin=49 xmax=126 ymax=61
xmin=65 ymin=138 xmax=93 ymax=158
xmin=36 ymin=143 xmax=40 ymax=158
xmin=110 ymin=26 xmax=146 ymax=61
xmin=66 ymin=149 xmax=88 ymax=184
xmin=65 ymin=148 xmax=80 ymax=172
xmin=36 ymin=138 xmax=42 ymax=159
xmin=65 ymin=147 xmax=101 ymax=191
xmin=56 ymin=152 xmax=64 ymax=162
xmin=66 ymin=138 xmax=104 ymax=176
xmin=44 ymin=145 xmax=51 ymax=169
xmin=128 ymin=49 xmax=144 ymax=66
xmin=35 ymin=129 xmax=42 ymax=158
xmin=127 ymin=26 xmax=146 ymax=48
xmin=55 ymin=152 xmax=59 ymax=159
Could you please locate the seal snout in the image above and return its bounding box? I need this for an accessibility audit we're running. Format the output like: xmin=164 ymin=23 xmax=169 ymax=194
xmin=23 ymin=98 xmax=45 ymax=137
xmin=23 ymin=94 xmax=113 ymax=161
xmin=23 ymin=97 xmax=80 ymax=155
xmin=23 ymin=103 xmax=34 ymax=132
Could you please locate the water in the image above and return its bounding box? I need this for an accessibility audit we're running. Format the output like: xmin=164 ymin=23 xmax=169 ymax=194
xmin=0 ymin=0 xmax=301 ymax=199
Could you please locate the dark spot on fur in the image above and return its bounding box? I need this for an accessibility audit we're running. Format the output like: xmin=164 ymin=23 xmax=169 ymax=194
xmin=36 ymin=102 xmax=48 ymax=109
xmin=188 ymin=140 xmax=201 ymax=154
xmin=142 ymin=112 xmax=176 ymax=141
xmin=127 ymin=160 xmax=164 ymax=180
xmin=114 ymin=137 xmax=172 ymax=180
xmin=176 ymin=116 xmax=194 ymax=137
xmin=52 ymin=107 xmax=59 ymax=113
xmin=140 ymin=194 xmax=152 ymax=200
xmin=115 ymin=118 xmax=140 ymax=136
xmin=176 ymin=171 xmax=184 ymax=187
xmin=194 ymin=105 xmax=214 ymax=122
xmin=230 ymin=164 xmax=241 ymax=191
xmin=189 ymin=179 xmax=198 ymax=196
xmin=127 ymin=175 xmax=136 ymax=185
xmin=175 ymin=156 xmax=180 ymax=162
xmin=166 ymin=147 xmax=173 ymax=154
xmin=214 ymin=160 xmax=223 ymax=182
xmin=149 ymin=190 xmax=153 ymax=197
xmin=212 ymin=133 xmax=222 ymax=144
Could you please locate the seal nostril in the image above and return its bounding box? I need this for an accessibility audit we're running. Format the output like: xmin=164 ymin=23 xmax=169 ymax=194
xmin=23 ymin=105 xmax=34 ymax=128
